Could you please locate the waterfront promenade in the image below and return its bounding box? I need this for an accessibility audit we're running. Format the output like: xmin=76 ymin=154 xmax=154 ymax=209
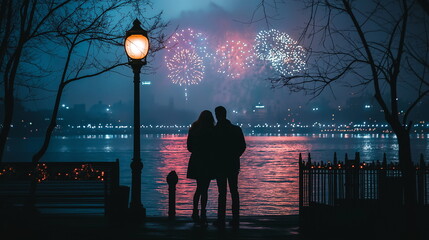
xmin=3 ymin=214 xmax=301 ymax=240
xmin=3 ymin=213 xmax=427 ymax=240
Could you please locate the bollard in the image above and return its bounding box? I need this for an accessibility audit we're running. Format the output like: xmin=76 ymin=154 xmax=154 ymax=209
xmin=166 ymin=171 xmax=178 ymax=219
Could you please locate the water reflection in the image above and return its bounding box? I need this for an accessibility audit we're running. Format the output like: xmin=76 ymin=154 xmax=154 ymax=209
xmin=151 ymin=136 xmax=303 ymax=217
xmin=4 ymin=133 xmax=429 ymax=217
xmin=140 ymin=134 xmax=429 ymax=216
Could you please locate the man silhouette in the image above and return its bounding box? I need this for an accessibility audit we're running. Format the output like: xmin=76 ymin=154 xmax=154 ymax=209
xmin=213 ymin=106 xmax=246 ymax=227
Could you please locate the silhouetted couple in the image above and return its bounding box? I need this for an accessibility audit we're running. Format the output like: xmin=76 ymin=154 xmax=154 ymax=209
xmin=186 ymin=106 xmax=246 ymax=227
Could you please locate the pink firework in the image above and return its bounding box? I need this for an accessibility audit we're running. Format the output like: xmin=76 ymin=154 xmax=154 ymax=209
xmin=214 ymin=40 xmax=255 ymax=79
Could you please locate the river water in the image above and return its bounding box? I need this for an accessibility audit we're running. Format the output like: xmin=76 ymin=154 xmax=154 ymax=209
xmin=4 ymin=133 xmax=429 ymax=216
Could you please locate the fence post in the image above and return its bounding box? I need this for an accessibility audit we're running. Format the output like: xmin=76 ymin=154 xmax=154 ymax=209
xmin=166 ymin=171 xmax=178 ymax=219
xmin=333 ymin=152 xmax=338 ymax=165
xmin=345 ymin=153 xmax=352 ymax=201
xmin=114 ymin=159 xmax=120 ymax=187
xmin=378 ymin=153 xmax=387 ymax=202
xmin=354 ymin=152 xmax=360 ymax=200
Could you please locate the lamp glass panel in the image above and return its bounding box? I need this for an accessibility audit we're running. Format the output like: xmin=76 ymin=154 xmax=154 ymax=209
xmin=125 ymin=34 xmax=149 ymax=59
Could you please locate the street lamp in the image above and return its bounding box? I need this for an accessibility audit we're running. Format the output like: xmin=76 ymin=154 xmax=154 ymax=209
xmin=124 ymin=19 xmax=149 ymax=218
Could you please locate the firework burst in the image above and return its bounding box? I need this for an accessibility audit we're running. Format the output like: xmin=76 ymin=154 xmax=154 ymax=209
xmin=214 ymin=40 xmax=255 ymax=79
xmin=166 ymin=28 xmax=211 ymax=59
xmin=166 ymin=47 xmax=205 ymax=86
xmin=165 ymin=28 xmax=211 ymax=100
xmin=254 ymin=29 xmax=306 ymax=76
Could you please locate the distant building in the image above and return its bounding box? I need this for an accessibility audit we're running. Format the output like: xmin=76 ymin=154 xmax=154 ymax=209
xmin=69 ymin=104 xmax=86 ymax=124
xmin=141 ymin=80 xmax=154 ymax=109
xmin=252 ymin=102 xmax=267 ymax=123
xmin=88 ymin=101 xmax=110 ymax=123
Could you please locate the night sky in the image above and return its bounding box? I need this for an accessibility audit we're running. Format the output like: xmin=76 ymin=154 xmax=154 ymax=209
xmin=20 ymin=1 xmax=344 ymax=118
xmin=13 ymin=0 xmax=426 ymax=123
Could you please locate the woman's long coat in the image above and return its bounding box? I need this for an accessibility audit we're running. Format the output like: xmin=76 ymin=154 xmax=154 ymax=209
xmin=186 ymin=125 xmax=215 ymax=180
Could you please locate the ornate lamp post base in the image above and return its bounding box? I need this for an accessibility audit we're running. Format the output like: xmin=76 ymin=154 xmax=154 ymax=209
xmin=130 ymin=159 xmax=146 ymax=219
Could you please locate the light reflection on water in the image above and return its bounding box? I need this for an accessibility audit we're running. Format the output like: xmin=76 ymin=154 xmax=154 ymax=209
xmin=4 ymin=134 xmax=429 ymax=216
xmin=152 ymin=135 xmax=302 ymax=217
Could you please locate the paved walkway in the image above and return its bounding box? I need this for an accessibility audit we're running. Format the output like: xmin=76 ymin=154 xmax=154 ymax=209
xmin=3 ymin=214 xmax=302 ymax=240
xmin=3 ymin=213 xmax=428 ymax=240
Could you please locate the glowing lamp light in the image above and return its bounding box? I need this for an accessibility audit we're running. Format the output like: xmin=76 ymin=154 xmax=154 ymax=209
xmin=125 ymin=34 xmax=149 ymax=60
xmin=124 ymin=19 xmax=149 ymax=61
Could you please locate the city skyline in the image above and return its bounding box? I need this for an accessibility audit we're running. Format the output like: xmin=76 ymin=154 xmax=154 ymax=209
xmin=11 ymin=86 xmax=429 ymax=131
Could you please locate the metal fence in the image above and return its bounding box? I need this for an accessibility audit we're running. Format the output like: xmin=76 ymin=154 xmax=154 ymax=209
xmin=299 ymin=152 xmax=429 ymax=210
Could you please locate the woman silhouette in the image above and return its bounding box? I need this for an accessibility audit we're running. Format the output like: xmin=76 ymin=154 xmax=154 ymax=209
xmin=187 ymin=110 xmax=215 ymax=225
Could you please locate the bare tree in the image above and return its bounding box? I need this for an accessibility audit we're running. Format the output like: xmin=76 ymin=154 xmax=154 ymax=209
xmin=31 ymin=1 xmax=168 ymax=164
xmin=0 ymin=0 xmax=55 ymax=163
xmin=1 ymin=0 xmax=88 ymax=162
xmin=0 ymin=0 xmax=168 ymax=163
xmin=6 ymin=0 xmax=168 ymax=209
xmin=239 ymin=0 xmax=286 ymax=28
xmin=257 ymin=0 xmax=428 ymax=237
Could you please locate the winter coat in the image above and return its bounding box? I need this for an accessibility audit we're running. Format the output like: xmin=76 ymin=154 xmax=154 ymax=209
xmin=213 ymin=119 xmax=246 ymax=177
xmin=186 ymin=125 xmax=215 ymax=180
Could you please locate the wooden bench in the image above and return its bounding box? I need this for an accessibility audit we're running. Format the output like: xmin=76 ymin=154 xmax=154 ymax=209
xmin=0 ymin=160 xmax=124 ymax=215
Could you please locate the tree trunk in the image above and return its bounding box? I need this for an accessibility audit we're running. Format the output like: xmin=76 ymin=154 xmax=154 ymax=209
xmin=27 ymin=83 xmax=64 ymax=209
xmin=396 ymin=132 xmax=418 ymax=239
xmin=32 ymin=83 xmax=64 ymax=164
xmin=0 ymin=44 xmax=24 ymax=163
xmin=0 ymin=91 xmax=14 ymax=162
xmin=397 ymin=133 xmax=416 ymax=204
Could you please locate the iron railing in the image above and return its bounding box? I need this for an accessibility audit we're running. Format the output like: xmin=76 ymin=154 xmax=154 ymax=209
xmin=299 ymin=152 xmax=428 ymax=211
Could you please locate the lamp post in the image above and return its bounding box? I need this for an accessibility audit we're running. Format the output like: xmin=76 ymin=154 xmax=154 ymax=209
xmin=124 ymin=19 xmax=149 ymax=218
